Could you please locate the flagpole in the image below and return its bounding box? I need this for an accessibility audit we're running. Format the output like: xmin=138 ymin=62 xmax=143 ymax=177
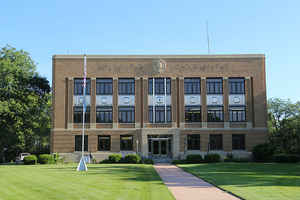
xmin=77 ymin=54 xmax=88 ymax=171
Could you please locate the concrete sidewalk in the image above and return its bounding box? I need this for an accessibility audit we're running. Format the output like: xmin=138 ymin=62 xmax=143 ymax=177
xmin=154 ymin=164 xmax=240 ymax=200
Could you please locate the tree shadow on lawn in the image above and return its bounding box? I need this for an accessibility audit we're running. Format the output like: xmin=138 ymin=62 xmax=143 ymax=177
xmin=179 ymin=163 xmax=300 ymax=188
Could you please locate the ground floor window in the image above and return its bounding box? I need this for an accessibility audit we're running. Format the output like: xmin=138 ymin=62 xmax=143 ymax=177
xmin=120 ymin=135 xmax=133 ymax=151
xmin=232 ymin=134 xmax=245 ymax=150
xmin=118 ymin=106 xmax=135 ymax=123
xmin=98 ymin=135 xmax=111 ymax=151
xmin=185 ymin=106 xmax=201 ymax=122
xmin=73 ymin=106 xmax=90 ymax=123
xmin=96 ymin=106 xmax=113 ymax=123
xmin=207 ymin=106 xmax=224 ymax=122
xmin=149 ymin=106 xmax=172 ymax=123
xmin=187 ymin=134 xmax=200 ymax=150
xmin=209 ymin=134 xmax=223 ymax=150
xmin=229 ymin=106 xmax=246 ymax=122
xmin=75 ymin=135 xmax=88 ymax=151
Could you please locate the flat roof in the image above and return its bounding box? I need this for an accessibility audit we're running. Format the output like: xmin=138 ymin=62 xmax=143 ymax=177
xmin=53 ymin=54 xmax=265 ymax=59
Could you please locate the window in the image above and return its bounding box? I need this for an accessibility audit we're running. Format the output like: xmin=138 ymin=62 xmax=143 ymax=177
xmin=74 ymin=78 xmax=91 ymax=95
xmin=118 ymin=106 xmax=135 ymax=123
xmin=184 ymin=78 xmax=201 ymax=94
xmin=98 ymin=136 xmax=111 ymax=151
xmin=232 ymin=134 xmax=245 ymax=150
xmin=96 ymin=106 xmax=112 ymax=123
xmin=148 ymin=78 xmax=171 ymax=95
xmin=96 ymin=78 xmax=112 ymax=95
xmin=120 ymin=135 xmax=133 ymax=151
xmin=185 ymin=106 xmax=201 ymax=122
xmin=229 ymin=106 xmax=246 ymax=122
xmin=207 ymin=107 xmax=224 ymax=122
xmin=209 ymin=134 xmax=223 ymax=150
xmin=73 ymin=106 xmax=90 ymax=123
xmin=75 ymin=135 xmax=88 ymax=151
xmin=229 ymin=78 xmax=245 ymax=94
xmin=206 ymin=78 xmax=223 ymax=94
xmin=187 ymin=134 xmax=200 ymax=150
xmin=118 ymin=78 xmax=135 ymax=95
xmin=149 ymin=106 xmax=172 ymax=123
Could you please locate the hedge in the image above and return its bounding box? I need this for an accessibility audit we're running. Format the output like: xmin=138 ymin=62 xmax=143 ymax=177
xmin=23 ymin=155 xmax=38 ymax=165
xmin=38 ymin=154 xmax=55 ymax=164
xmin=185 ymin=154 xmax=203 ymax=163
xmin=204 ymin=153 xmax=220 ymax=163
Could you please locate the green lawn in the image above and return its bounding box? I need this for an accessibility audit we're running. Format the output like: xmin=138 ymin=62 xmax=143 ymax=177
xmin=178 ymin=162 xmax=300 ymax=200
xmin=0 ymin=164 xmax=174 ymax=200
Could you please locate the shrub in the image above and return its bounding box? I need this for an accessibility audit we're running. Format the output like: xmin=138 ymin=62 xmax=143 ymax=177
xmin=224 ymin=153 xmax=234 ymax=162
xmin=100 ymin=159 xmax=111 ymax=164
xmin=38 ymin=154 xmax=55 ymax=164
xmin=23 ymin=155 xmax=38 ymax=165
xmin=204 ymin=153 xmax=220 ymax=163
xmin=141 ymin=158 xmax=154 ymax=164
xmin=172 ymin=159 xmax=186 ymax=164
xmin=252 ymin=143 xmax=274 ymax=162
xmin=273 ymin=154 xmax=300 ymax=163
xmin=122 ymin=154 xmax=141 ymax=164
xmin=108 ymin=154 xmax=122 ymax=163
xmin=185 ymin=154 xmax=203 ymax=163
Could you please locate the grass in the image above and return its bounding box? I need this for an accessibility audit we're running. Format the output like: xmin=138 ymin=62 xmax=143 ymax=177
xmin=178 ymin=162 xmax=300 ymax=200
xmin=0 ymin=164 xmax=174 ymax=200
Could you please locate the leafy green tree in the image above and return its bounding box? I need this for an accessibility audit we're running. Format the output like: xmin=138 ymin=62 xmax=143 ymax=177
xmin=0 ymin=45 xmax=51 ymax=162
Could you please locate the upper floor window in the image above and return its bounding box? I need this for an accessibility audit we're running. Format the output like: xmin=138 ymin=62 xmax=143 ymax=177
xmin=75 ymin=135 xmax=88 ymax=151
xmin=232 ymin=134 xmax=245 ymax=150
xmin=206 ymin=78 xmax=222 ymax=94
xmin=229 ymin=78 xmax=245 ymax=94
xmin=229 ymin=106 xmax=246 ymax=122
xmin=207 ymin=106 xmax=224 ymax=122
xmin=184 ymin=78 xmax=201 ymax=94
xmin=185 ymin=106 xmax=201 ymax=122
xmin=74 ymin=78 xmax=91 ymax=95
xmin=96 ymin=78 xmax=113 ymax=95
xmin=118 ymin=106 xmax=135 ymax=123
xmin=73 ymin=106 xmax=90 ymax=123
xmin=148 ymin=78 xmax=171 ymax=95
xmin=149 ymin=106 xmax=172 ymax=123
xmin=118 ymin=78 xmax=135 ymax=95
xmin=96 ymin=106 xmax=113 ymax=123
xmin=187 ymin=134 xmax=200 ymax=150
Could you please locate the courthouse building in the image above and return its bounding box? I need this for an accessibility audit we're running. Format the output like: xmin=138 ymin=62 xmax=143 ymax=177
xmin=51 ymin=54 xmax=268 ymax=162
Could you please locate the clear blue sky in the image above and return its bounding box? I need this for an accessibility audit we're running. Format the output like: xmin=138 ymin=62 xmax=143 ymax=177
xmin=1 ymin=0 xmax=299 ymax=102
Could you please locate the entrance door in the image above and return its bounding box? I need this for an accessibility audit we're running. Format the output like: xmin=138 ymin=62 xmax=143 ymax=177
xmin=151 ymin=139 xmax=168 ymax=158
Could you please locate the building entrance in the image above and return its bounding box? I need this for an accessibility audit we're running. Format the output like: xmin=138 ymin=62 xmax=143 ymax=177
xmin=148 ymin=135 xmax=172 ymax=159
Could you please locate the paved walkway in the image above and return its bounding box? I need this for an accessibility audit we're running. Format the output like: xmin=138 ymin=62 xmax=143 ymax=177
xmin=154 ymin=164 xmax=240 ymax=200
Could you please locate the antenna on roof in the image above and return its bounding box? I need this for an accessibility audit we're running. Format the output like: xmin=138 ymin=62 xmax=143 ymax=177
xmin=206 ymin=20 xmax=210 ymax=54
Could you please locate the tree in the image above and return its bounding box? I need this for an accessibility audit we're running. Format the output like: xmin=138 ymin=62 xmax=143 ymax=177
xmin=0 ymin=45 xmax=51 ymax=162
xmin=268 ymin=98 xmax=300 ymax=154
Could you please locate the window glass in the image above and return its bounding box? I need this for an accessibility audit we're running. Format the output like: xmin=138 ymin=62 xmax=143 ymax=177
xmin=232 ymin=134 xmax=245 ymax=150
xmin=118 ymin=106 xmax=135 ymax=123
xmin=96 ymin=106 xmax=113 ymax=123
xmin=73 ymin=106 xmax=90 ymax=123
xmin=206 ymin=78 xmax=222 ymax=94
xmin=120 ymin=135 xmax=133 ymax=151
xmin=148 ymin=78 xmax=171 ymax=95
xmin=98 ymin=136 xmax=111 ymax=151
xmin=207 ymin=106 xmax=224 ymax=122
xmin=74 ymin=78 xmax=91 ymax=95
xmin=187 ymin=134 xmax=200 ymax=150
xmin=185 ymin=106 xmax=201 ymax=122
xmin=96 ymin=78 xmax=113 ymax=95
xmin=229 ymin=106 xmax=246 ymax=122
xmin=75 ymin=135 xmax=88 ymax=151
xmin=229 ymin=78 xmax=245 ymax=94
xmin=149 ymin=106 xmax=172 ymax=123
xmin=209 ymin=134 xmax=223 ymax=150
xmin=184 ymin=78 xmax=201 ymax=94
xmin=118 ymin=78 xmax=135 ymax=95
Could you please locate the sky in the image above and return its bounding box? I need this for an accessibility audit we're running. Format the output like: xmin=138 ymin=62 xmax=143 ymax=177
xmin=0 ymin=0 xmax=299 ymax=102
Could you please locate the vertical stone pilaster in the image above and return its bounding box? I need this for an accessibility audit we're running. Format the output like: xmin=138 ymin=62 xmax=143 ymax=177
xmin=113 ymin=77 xmax=118 ymax=128
xmin=245 ymin=77 xmax=253 ymax=128
xmin=135 ymin=77 xmax=141 ymax=128
xmin=142 ymin=77 xmax=148 ymax=127
xmin=89 ymin=134 xmax=97 ymax=152
xmin=171 ymin=77 xmax=177 ymax=128
xmin=223 ymin=77 xmax=229 ymax=128
xmin=201 ymin=77 xmax=207 ymax=128
xmin=223 ymin=134 xmax=232 ymax=152
xmin=90 ymin=78 xmax=96 ymax=128
xmin=68 ymin=77 xmax=74 ymax=129
xmin=178 ymin=77 xmax=185 ymax=128
xmin=173 ymin=130 xmax=181 ymax=159
xmin=141 ymin=130 xmax=148 ymax=157
xmin=200 ymin=133 xmax=209 ymax=152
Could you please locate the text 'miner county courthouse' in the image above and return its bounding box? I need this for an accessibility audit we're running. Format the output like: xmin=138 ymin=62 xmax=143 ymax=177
xmin=51 ymin=54 xmax=268 ymax=162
